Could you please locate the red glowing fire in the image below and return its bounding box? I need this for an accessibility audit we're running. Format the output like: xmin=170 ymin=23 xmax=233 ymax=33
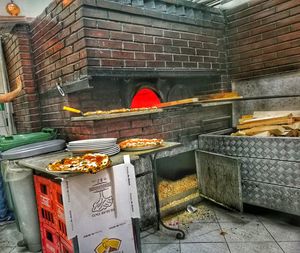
xmin=131 ymin=88 xmax=161 ymax=108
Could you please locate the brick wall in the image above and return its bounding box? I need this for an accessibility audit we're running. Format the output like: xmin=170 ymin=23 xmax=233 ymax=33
xmin=29 ymin=0 xmax=227 ymax=91
xmin=3 ymin=25 xmax=41 ymax=132
xmin=80 ymin=1 xmax=226 ymax=73
xmin=226 ymin=0 xmax=300 ymax=80
xmin=30 ymin=0 xmax=86 ymax=94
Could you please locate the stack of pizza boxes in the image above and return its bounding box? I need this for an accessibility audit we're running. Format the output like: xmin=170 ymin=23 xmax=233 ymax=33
xmin=34 ymin=175 xmax=74 ymax=253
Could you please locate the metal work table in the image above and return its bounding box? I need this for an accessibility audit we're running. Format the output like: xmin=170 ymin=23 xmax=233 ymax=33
xmin=18 ymin=151 xmax=140 ymax=178
xmin=18 ymin=142 xmax=181 ymax=177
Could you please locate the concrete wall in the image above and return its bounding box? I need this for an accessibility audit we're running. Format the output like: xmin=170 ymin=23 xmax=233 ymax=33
xmin=232 ymin=72 xmax=300 ymax=125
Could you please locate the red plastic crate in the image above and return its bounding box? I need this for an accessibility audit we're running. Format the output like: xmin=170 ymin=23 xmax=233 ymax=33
xmin=40 ymin=223 xmax=60 ymax=253
xmin=35 ymin=176 xmax=74 ymax=250
xmin=34 ymin=176 xmax=56 ymax=227
xmin=53 ymin=182 xmax=64 ymax=209
xmin=53 ymin=183 xmax=68 ymax=240
xmin=34 ymin=175 xmax=54 ymax=210
xmin=60 ymin=238 xmax=74 ymax=253
xmin=38 ymin=205 xmax=56 ymax=227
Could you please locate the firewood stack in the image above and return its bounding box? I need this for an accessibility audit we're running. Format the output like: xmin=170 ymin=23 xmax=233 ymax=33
xmin=232 ymin=111 xmax=300 ymax=137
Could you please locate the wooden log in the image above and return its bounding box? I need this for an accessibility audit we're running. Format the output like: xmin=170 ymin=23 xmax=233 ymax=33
xmin=253 ymin=131 xmax=271 ymax=137
xmin=239 ymin=115 xmax=253 ymax=124
xmin=283 ymin=122 xmax=300 ymax=130
xmin=231 ymin=131 xmax=246 ymax=136
xmin=242 ymin=125 xmax=286 ymax=136
xmin=237 ymin=114 xmax=294 ymax=130
xmin=284 ymin=129 xmax=300 ymax=137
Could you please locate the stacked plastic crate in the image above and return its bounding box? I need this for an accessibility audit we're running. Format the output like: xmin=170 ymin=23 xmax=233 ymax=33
xmin=34 ymin=175 xmax=74 ymax=253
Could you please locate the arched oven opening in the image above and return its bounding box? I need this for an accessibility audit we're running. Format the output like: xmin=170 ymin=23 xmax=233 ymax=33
xmin=130 ymin=88 xmax=161 ymax=108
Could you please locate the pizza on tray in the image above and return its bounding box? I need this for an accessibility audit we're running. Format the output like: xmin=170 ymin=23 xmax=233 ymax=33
xmin=83 ymin=106 xmax=158 ymax=116
xmin=118 ymin=138 xmax=164 ymax=151
xmin=47 ymin=153 xmax=111 ymax=174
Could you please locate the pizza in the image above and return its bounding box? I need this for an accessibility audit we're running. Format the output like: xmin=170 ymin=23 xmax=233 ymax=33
xmin=83 ymin=107 xmax=158 ymax=116
xmin=118 ymin=138 xmax=164 ymax=150
xmin=47 ymin=153 xmax=111 ymax=174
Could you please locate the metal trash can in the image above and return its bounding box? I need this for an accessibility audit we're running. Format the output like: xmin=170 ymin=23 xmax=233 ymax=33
xmin=1 ymin=139 xmax=66 ymax=252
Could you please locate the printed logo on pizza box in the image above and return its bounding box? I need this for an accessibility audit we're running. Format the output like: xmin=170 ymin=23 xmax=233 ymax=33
xmin=94 ymin=237 xmax=122 ymax=253
xmin=89 ymin=177 xmax=114 ymax=217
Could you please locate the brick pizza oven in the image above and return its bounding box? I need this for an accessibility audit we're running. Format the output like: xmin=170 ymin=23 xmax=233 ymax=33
xmin=2 ymin=0 xmax=300 ymax=231
xmin=2 ymin=0 xmax=232 ymax=142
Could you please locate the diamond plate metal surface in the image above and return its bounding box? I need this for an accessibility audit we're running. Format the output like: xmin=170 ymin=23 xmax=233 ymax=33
xmin=242 ymin=181 xmax=300 ymax=216
xmin=240 ymin=157 xmax=300 ymax=188
xmin=196 ymin=151 xmax=243 ymax=211
xmin=199 ymin=135 xmax=300 ymax=161
xmin=198 ymin=134 xmax=300 ymax=216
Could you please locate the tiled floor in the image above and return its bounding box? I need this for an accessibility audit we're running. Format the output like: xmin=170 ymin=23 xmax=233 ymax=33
xmin=0 ymin=200 xmax=299 ymax=252
xmin=141 ymin=201 xmax=300 ymax=253
xmin=0 ymin=222 xmax=30 ymax=253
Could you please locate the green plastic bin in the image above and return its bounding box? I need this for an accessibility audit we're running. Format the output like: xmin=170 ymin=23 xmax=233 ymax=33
xmin=0 ymin=128 xmax=57 ymax=152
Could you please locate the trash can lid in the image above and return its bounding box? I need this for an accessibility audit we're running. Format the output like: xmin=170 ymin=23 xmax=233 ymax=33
xmin=1 ymin=139 xmax=66 ymax=160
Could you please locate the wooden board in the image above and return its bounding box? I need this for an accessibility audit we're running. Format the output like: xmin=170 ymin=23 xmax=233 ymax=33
xmin=199 ymin=96 xmax=243 ymax=103
xmin=253 ymin=111 xmax=300 ymax=118
xmin=237 ymin=115 xmax=294 ymax=130
xmin=159 ymin=187 xmax=198 ymax=207
xmin=208 ymin=91 xmax=239 ymax=99
xmin=198 ymin=91 xmax=240 ymax=101
xmin=71 ymin=109 xmax=163 ymax=121
xmin=157 ymin=97 xmax=199 ymax=108
xmin=160 ymin=195 xmax=202 ymax=218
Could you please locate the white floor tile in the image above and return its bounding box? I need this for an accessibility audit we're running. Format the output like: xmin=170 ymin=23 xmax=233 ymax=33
xmin=142 ymin=243 xmax=180 ymax=253
xmin=219 ymin=221 xmax=274 ymax=242
xmin=279 ymin=241 xmax=300 ymax=253
xmin=214 ymin=206 xmax=258 ymax=224
xmin=228 ymin=242 xmax=284 ymax=253
xmin=262 ymin=221 xmax=300 ymax=242
xmin=182 ymin=223 xmax=226 ymax=243
xmin=181 ymin=242 xmax=230 ymax=253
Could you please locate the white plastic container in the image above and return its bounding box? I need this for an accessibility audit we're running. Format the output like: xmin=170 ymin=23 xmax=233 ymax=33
xmin=2 ymin=160 xmax=41 ymax=252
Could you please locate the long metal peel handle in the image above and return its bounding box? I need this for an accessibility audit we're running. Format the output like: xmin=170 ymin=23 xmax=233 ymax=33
xmin=63 ymin=106 xmax=82 ymax=114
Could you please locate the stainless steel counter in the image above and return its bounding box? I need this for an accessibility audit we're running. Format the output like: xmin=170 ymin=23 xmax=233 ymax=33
xmin=18 ymin=142 xmax=181 ymax=178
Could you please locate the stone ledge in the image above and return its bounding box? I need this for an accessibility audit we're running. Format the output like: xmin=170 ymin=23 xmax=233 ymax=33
xmin=87 ymin=68 xmax=224 ymax=78
xmin=81 ymin=0 xmax=225 ymax=29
